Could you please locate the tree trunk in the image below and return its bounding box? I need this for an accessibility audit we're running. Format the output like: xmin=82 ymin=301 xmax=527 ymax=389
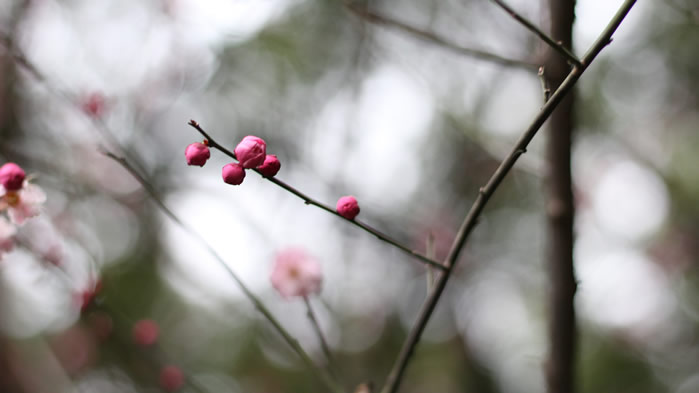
xmin=544 ymin=0 xmax=577 ymax=393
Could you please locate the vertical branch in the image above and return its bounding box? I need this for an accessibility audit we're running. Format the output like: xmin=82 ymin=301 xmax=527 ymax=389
xmin=544 ymin=0 xmax=577 ymax=392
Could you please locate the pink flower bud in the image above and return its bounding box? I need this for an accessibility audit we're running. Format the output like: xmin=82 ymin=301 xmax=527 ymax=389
xmin=257 ymin=154 xmax=281 ymax=177
xmin=222 ymin=163 xmax=246 ymax=185
xmin=81 ymin=93 xmax=106 ymax=117
xmin=336 ymin=196 xmax=360 ymax=220
xmin=184 ymin=142 xmax=210 ymax=167
xmin=159 ymin=365 xmax=185 ymax=392
xmin=132 ymin=319 xmax=159 ymax=346
xmin=234 ymin=136 xmax=267 ymax=169
xmin=0 ymin=163 xmax=26 ymax=191
xmin=270 ymin=247 xmax=322 ymax=298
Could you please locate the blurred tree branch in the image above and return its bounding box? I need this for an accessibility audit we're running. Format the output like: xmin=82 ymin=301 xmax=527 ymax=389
xmin=491 ymin=0 xmax=582 ymax=67
xmin=344 ymin=1 xmax=539 ymax=71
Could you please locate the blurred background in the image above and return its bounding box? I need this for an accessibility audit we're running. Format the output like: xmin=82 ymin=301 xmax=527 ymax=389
xmin=0 ymin=0 xmax=697 ymax=392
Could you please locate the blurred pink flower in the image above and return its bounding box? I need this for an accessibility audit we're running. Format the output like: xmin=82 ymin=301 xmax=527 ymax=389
xmin=0 ymin=182 xmax=46 ymax=225
xmin=336 ymin=195 xmax=360 ymax=220
xmin=234 ymin=135 xmax=267 ymax=169
xmin=222 ymin=163 xmax=246 ymax=185
xmin=132 ymin=319 xmax=159 ymax=346
xmin=271 ymin=247 xmax=323 ymax=298
xmin=0 ymin=217 xmax=16 ymax=257
xmin=0 ymin=163 xmax=26 ymax=191
xmin=184 ymin=142 xmax=210 ymax=167
xmin=159 ymin=365 xmax=185 ymax=392
xmin=257 ymin=154 xmax=281 ymax=177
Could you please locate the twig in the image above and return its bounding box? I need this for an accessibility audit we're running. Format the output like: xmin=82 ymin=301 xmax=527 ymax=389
xmin=425 ymin=232 xmax=435 ymax=293
xmin=538 ymin=66 xmax=551 ymax=102
xmin=344 ymin=2 xmax=538 ymax=71
xmin=0 ymin=32 xmax=45 ymax=82
xmin=187 ymin=120 xmax=446 ymax=271
xmin=303 ymin=296 xmax=336 ymax=372
xmin=102 ymin=151 xmax=345 ymax=393
xmin=490 ymin=0 xmax=583 ymax=68
xmin=378 ymin=2 xmax=637 ymax=392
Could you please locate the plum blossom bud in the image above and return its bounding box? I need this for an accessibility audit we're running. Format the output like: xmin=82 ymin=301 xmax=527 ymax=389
xmin=81 ymin=93 xmax=106 ymax=118
xmin=159 ymin=365 xmax=185 ymax=392
xmin=336 ymin=196 xmax=360 ymax=220
xmin=0 ymin=163 xmax=26 ymax=191
xmin=184 ymin=142 xmax=210 ymax=167
xmin=234 ymin=136 xmax=266 ymax=169
xmin=132 ymin=319 xmax=159 ymax=346
xmin=257 ymin=154 xmax=281 ymax=177
xmin=222 ymin=163 xmax=245 ymax=185
xmin=270 ymin=247 xmax=322 ymax=298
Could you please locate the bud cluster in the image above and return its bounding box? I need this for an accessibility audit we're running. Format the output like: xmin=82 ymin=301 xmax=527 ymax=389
xmin=185 ymin=135 xmax=282 ymax=186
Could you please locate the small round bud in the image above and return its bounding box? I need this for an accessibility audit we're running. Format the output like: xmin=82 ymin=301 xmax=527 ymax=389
xmin=336 ymin=196 xmax=360 ymax=220
xmin=132 ymin=319 xmax=159 ymax=346
xmin=257 ymin=154 xmax=281 ymax=177
xmin=81 ymin=93 xmax=106 ymax=118
xmin=159 ymin=365 xmax=185 ymax=392
xmin=234 ymin=136 xmax=267 ymax=168
xmin=185 ymin=142 xmax=210 ymax=167
xmin=0 ymin=163 xmax=26 ymax=191
xmin=222 ymin=163 xmax=246 ymax=185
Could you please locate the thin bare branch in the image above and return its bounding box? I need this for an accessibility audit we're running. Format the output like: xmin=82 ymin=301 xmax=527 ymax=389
xmin=425 ymin=232 xmax=436 ymax=293
xmin=187 ymin=120 xmax=446 ymax=271
xmin=538 ymin=66 xmax=552 ymax=102
xmin=303 ymin=296 xmax=336 ymax=372
xmin=344 ymin=2 xmax=538 ymax=71
xmin=490 ymin=0 xmax=583 ymax=68
xmin=378 ymin=2 xmax=637 ymax=392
